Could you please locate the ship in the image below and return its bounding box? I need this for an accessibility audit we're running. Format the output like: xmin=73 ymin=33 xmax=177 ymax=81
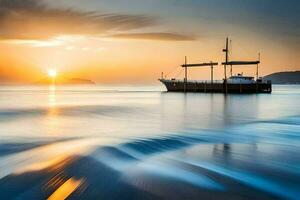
xmin=159 ymin=38 xmax=272 ymax=93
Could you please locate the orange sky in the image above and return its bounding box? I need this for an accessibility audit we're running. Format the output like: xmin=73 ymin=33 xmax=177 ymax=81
xmin=0 ymin=0 xmax=299 ymax=84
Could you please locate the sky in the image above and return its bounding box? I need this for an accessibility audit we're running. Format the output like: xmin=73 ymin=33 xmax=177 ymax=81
xmin=0 ymin=0 xmax=299 ymax=84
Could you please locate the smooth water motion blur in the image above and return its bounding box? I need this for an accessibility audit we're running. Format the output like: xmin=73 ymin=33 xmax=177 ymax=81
xmin=0 ymin=85 xmax=300 ymax=199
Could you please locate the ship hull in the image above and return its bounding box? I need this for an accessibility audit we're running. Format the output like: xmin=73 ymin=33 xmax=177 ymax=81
xmin=160 ymin=79 xmax=272 ymax=93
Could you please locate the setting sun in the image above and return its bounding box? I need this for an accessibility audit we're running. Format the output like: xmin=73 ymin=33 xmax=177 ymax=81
xmin=48 ymin=69 xmax=57 ymax=78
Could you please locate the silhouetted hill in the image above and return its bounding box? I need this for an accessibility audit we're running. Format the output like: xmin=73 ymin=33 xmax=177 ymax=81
xmin=67 ymin=78 xmax=95 ymax=85
xmin=36 ymin=77 xmax=95 ymax=85
xmin=0 ymin=76 xmax=12 ymax=84
xmin=264 ymin=71 xmax=300 ymax=84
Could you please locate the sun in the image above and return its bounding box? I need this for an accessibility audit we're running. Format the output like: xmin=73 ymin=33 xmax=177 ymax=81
xmin=48 ymin=69 xmax=57 ymax=78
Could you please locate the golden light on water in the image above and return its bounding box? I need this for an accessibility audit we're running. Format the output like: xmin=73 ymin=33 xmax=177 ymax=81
xmin=47 ymin=178 xmax=83 ymax=200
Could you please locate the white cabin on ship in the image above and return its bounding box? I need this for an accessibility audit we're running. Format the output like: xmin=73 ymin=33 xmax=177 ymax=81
xmin=227 ymin=74 xmax=255 ymax=84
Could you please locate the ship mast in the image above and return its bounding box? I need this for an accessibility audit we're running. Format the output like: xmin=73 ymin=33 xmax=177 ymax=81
xmin=223 ymin=37 xmax=229 ymax=80
xmin=181 ymin=62 xmax=218 ymax=85
xmin=222 ymin=38 xmax=260 ymax=80
xmin=223 ymin=37 xmax=229 ymax=93
xmin=257 ymin=53 xmax=260 ymax=80
xmin=184 ymin=56 xmax=187 ymax=92
xmin=230 ymin=40 xmax=233 ymax=77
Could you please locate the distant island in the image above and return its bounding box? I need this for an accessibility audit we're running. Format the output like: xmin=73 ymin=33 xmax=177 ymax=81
xmin=264 ymin=71 xmax=300 ymax=84
xmin=36 ymin=77 xmax=95 ymax=85
xmin=66 ymin=78 xmax=95 ymax=85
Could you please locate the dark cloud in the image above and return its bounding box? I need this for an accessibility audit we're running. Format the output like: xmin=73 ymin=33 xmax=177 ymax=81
xmin=110 ymin=32 xmax=196 ymax=41
xmin=0 ymin=0 xmax=156 ymax=40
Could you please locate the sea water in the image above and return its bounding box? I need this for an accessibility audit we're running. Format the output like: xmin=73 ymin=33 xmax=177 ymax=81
xmin=0 ymin=85 xmax=300 ymax=199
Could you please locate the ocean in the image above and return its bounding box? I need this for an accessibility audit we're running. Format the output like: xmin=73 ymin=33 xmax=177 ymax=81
xmin=0 ymin=84 xmax=300 ymax=199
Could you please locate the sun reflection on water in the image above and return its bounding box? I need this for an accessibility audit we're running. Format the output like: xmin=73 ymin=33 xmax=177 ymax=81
xmin=47 ymin=177 xmax=84 ymax=200
xmin=45 ymin=85 xmax=61 ymax=136
xmin=48 ymin=85 xmax=57 ymax=107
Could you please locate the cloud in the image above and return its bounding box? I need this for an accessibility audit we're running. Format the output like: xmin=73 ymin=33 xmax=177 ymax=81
xmin=0 ymin=0 xmax=156 ymax=40
xmin=110 ymin=32 xmax=196 ymax=41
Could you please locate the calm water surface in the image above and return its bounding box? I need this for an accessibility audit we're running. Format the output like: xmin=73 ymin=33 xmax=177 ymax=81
xmin=0 ymin=85 xmax=300 ymax=199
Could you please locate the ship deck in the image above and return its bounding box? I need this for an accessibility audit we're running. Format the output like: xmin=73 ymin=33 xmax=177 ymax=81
xmin=160 ymin=79 xmax=272 ymax=93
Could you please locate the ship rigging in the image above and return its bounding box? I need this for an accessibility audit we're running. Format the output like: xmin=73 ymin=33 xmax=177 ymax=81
xmin=159 ymin=38 xmax=272 ymax=93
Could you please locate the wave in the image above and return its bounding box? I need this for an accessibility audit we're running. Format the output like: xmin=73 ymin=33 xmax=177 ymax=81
xmin=0 ymin=105 xmax=143 ymax=121
xmin=0 ymin=137 xmax=83 ymax=157
xmin=1 ymin=114 xmax=300 ymax=199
